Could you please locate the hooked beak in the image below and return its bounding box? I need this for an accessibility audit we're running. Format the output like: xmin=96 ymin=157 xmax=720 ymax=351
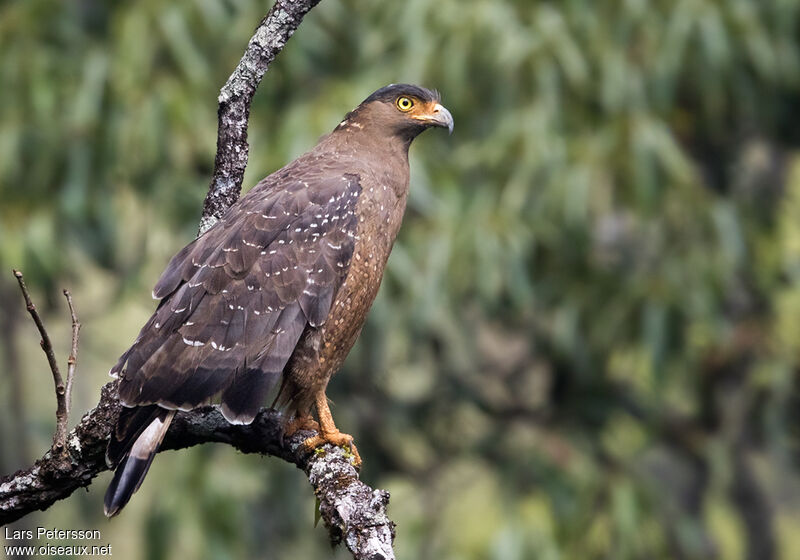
xmin=415 ymin=103 xmax=454 ymax=134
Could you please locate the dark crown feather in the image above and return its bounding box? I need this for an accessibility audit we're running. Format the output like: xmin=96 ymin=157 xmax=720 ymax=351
xmin=362 ymin=84 xmax=440 ymax=105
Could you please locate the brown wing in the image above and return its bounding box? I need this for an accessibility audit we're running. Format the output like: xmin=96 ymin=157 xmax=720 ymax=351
xmin=112 ymin=171 xmax=361 ymax=424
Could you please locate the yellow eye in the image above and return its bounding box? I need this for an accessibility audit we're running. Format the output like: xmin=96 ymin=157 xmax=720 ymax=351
xmin=396 ymin=96 xmax=414 ymax=112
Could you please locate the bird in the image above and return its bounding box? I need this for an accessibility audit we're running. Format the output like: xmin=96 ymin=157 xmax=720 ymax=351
xmin=103 ymin=84 xmax=453 ymax=517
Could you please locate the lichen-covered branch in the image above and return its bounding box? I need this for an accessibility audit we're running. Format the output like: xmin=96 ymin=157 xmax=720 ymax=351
xmin=198 ymin=0 xmax=323 ymax=236
xmin=0 ymin=382 xmax=396 ymax=558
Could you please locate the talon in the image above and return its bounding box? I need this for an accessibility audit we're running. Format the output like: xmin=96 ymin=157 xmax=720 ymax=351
xmin=303 ymin=431 xmax=362 ymax=467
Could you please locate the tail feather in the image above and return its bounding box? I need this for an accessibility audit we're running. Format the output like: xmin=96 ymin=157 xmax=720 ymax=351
xmin=104 ymin=409 xmax=175 ymax=517
xmin=106 ymin=405 xmax=163 ymax=468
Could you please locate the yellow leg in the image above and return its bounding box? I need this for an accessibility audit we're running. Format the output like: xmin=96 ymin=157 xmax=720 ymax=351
xmin=303 ymin=391 xmax=362 ymax=466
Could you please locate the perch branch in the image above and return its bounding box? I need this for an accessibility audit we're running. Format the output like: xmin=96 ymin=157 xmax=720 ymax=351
xmin=2 ymin=2 xmax=398 ymax=559
xmin=12 ymin=270 xmax=74 ymax=453
xmin=0 ymin=382 xmax=396 ymax=559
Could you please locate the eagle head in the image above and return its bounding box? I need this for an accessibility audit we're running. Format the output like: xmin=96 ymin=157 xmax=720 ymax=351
xmin=338 ymin=84 xmax=454 ymax=141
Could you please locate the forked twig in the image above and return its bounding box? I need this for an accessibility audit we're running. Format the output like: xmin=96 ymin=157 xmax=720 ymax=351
xmin=11 ymin=270 xmax=79 ymax=453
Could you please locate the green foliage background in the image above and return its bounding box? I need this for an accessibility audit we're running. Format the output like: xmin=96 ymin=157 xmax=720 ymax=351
xmin=3 ymin=0 xmax=800 ymax=558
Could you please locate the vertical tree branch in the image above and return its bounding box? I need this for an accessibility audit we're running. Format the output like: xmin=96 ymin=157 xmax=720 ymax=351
xmin=199 ymin=0 xmax=323 ymax=235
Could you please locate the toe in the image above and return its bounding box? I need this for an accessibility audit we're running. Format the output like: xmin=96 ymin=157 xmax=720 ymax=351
xmin=285 ymin=416 xmax=320 ymax=437
xmin=302 ymin=435 xmax=325 ymax=451
xmin=302 ymin=431 xmax=361 ymax=466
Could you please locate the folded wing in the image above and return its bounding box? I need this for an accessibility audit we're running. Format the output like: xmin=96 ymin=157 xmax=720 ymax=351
xmin=112 ymin=172 xmax=361 ymax=424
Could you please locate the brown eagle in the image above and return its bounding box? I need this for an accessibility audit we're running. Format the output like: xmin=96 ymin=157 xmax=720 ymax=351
xmin=104 ymin=84 xmax=453 ymax=516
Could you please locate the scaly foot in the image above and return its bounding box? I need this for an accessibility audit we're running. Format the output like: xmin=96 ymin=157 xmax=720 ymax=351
xmin=303 ymin=430 xmax=362 ymax=467
xmin=302 ymin=389 xmax=362 ymax=467
xmin=284 ymin=415 xmax=320 ymax=437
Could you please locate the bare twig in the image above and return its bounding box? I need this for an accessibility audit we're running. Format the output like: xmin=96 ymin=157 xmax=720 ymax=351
xmin=63 ymin=289 xmax=81 ymax=424
xmin=12 ymin=270 xmax=70 ymax=452
xmin=198 ymin=0 xmax=323 ymax=236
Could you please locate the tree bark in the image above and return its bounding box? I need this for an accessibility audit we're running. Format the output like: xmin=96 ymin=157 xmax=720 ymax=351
xmin=199 ymin=0 xmax=323 ymax=235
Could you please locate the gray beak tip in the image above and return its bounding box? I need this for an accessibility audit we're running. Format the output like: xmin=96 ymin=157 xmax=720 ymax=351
xmin=431 ymin=103 xmax=454 ymax=135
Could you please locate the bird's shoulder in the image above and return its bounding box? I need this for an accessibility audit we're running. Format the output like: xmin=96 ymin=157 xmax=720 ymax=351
xmin=151 ymin=161 xmax=363 ymax=306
